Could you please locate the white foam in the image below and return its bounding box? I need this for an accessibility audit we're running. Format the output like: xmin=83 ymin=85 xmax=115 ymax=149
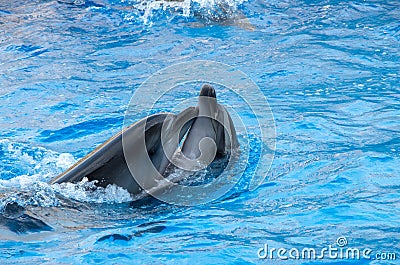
xmin=0 ymin=140 xmax=132 ymax=211
xmin=51 ymin=178 xmax=133 ymax=204
xmin=55 ymin=153 xmax=76 ymax=170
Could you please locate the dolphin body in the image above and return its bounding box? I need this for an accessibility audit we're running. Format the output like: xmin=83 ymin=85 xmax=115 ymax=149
xmin=49 ymin=85 xmax=239 ymax=196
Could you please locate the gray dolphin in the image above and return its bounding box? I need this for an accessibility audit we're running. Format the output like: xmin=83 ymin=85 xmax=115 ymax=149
xmin=179 ymin=84 xmax=239 ymax=169
xmin=49 ymin=84 xmax=238 ymax=196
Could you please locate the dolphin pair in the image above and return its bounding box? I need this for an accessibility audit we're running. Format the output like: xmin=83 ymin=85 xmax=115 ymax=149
xmin=50 ymin=84 xmax=239 ymax=197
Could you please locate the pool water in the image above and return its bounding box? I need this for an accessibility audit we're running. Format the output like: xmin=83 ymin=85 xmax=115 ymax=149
xmin=1 ymin=0 xmax=399 ymax=264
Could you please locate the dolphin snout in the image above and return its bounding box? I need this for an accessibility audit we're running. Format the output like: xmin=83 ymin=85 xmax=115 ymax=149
xmin=199 ymin=84 xmax=216 ymax=98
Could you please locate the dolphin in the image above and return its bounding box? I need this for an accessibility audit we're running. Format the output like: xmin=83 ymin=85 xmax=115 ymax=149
xmin=49 ymin=84 xmax=238 ymax=196
xmin=179 ymin=84 xmax=238 ymax=168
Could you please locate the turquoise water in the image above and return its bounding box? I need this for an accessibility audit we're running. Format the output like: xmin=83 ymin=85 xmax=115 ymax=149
xmin=1 ymin=0 xmax=399 ymax=264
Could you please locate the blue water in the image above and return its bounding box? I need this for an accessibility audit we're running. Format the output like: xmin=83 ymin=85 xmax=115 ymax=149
xmin=1 ymin=0 xmax=399 ymax=264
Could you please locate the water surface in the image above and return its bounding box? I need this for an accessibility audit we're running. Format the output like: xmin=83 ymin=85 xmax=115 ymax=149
xmin=0 ymin=0 xmax=399 ymax=264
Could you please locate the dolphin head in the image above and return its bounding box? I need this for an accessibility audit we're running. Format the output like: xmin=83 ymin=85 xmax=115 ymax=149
xmin=198 ymin=84 xmax=218 ymax=117
xmin=199 ymin=84 xmax=216 ymax=98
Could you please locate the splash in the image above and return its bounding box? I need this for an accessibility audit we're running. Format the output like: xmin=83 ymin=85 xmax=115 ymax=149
xmin=0 ymin=140 xmax=132 ymax=211
xmin=0 ymin=139 xmax=74 ymax=182
xmin=52 ymin=178 xmax=133 ymax=204
xmin=122 ymin=0 xmax=247 ymax=24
